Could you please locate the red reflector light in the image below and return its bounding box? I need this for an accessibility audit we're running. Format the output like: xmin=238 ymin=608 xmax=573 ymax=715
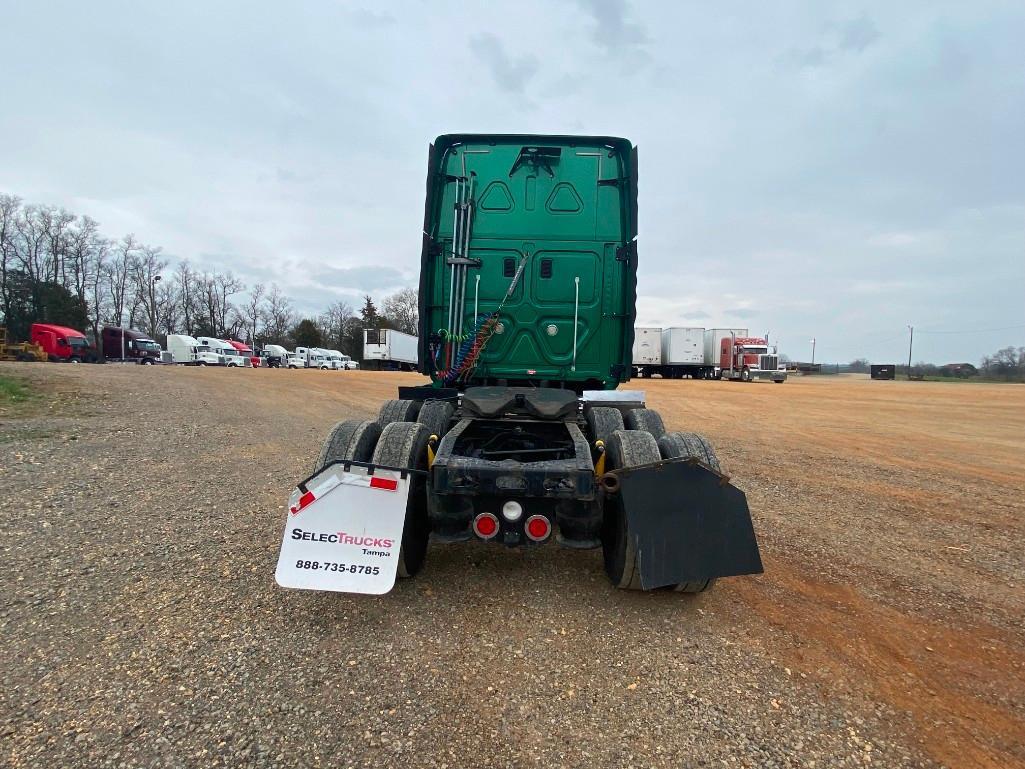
xmin=524 ymin=515 xmax=551 ymax=542
xmin=473 ymin=513 xmax=499 ymax=540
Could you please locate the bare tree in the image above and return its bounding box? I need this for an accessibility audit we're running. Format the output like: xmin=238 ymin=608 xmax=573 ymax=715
xmin=201 ymin=270 xmax=245 ymax=336
xmin=0 ymin=194 xmax=21 ymax=324
xmin=87 ymin=239 xmax=111 ymax=348
xmin=131 ymin=244 xmax=168 ymax=335
xmin=107 ymin=234 xmax=139 ymax=326
xmin=241 ymin=282 xmax=265 ymax=343
xmin=14 ymin=205 xmax=47 ymax=287
xmin=261 ymin=283 xmax=295 ymax=344
xmin=319 ymin=299 xmax=354 ymax=349
xmin=382 ymin=287 xmax=418 ymax=334
xmin=174 ymin=261 xmax=201 ymax=335
xmin=66 ymin=216 xmax=100 ymax=304
xmin=40 ymin=206 xmax=76 ymax=286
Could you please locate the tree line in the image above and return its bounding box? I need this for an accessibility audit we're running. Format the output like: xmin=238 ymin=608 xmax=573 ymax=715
xmin=0 ymin=193 xmax=418 ymax=360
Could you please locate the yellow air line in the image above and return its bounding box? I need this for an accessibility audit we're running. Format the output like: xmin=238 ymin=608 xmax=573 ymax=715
xmin=427 ymin=435 xmax=439 ymax=468
xmin=593 ymin=439 xmax=606 ymax=476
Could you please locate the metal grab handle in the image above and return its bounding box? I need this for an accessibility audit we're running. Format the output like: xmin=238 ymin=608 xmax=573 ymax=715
xmin=571 ymin=276 xmax=580 ymax=372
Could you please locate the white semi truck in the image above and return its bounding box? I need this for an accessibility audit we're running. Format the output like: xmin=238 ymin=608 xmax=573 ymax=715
xmin=363 ymin=328 xmax=417 ymax=371
xmin=197 ymin=337 xmax=250 ymax=367
xmin=294 ymin=347 xmax=332 ymax=369
xmin=166 ymin=334 xmax=227 ymax=366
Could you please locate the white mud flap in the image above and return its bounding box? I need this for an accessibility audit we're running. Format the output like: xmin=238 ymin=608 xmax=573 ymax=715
xmin=275 ymin=464 xmax=410 ymax=594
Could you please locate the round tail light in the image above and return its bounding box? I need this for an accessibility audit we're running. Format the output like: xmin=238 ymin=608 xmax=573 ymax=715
xmin=473 ymin=513 xmax=499 ymax=540
xmin=524 ymin=515 xmax=551 ymax=542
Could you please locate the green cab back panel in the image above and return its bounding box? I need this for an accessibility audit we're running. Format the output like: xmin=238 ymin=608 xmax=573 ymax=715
xmin=417 ymin=134 xmax=638 ymax=389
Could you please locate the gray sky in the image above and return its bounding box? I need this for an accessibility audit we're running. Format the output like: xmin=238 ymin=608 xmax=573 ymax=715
xmin=2 ymin=1 xmax=1023 ymax=364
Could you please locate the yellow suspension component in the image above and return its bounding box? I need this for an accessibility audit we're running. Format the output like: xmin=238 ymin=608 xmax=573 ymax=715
xmin=593 ymin=439 xmax=606 ymax=475
xmin=427 ymin=435 xmax=439 ymax=468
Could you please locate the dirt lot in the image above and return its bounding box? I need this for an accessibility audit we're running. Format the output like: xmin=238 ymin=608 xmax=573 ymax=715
xmin=1 ymin=364 xmax=1023 ymax=769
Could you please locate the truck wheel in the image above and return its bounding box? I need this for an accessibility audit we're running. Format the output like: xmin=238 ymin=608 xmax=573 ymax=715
xmin=624 ymin=408 xmax=666 ymax=440
xmin=416 ymin=400 xmax=455 ymax=440
xmin=741 ymin=367 xmax=752 ymax=382
xmin=657 ymin=431 xmax=722 ymax=473
xmin=198 ymin=361 xmax=207 ymax=366
xmin=601 ymin=429 xmax=661 ymax=590
xmin=585 ymin=406 xmax=624 ymax=446
xmin=656 ymin=431 xmax=720 ymax=593
xmin=314 ymin=419 xmax=382 ymax=473
xmin=372 ymin=422 xmax=431 ymax=578
xmin=377 ymin=399 xmax=421 ymax=427
xmin=69 ymin=357 xmax=81 ymax=364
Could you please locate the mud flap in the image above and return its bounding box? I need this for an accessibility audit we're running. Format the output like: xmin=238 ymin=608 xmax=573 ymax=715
xmin=610 ymin=459 xmax=764 ymax=590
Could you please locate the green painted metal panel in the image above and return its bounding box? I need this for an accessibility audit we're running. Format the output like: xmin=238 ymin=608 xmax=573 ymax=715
xmin=417 ymin=135 xmax=637 ymax=390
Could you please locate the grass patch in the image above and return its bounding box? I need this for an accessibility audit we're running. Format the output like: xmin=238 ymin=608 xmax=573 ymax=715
xmin=0 ymin=375 xmax=34 ymax=405
xmin=0 ymin=373 xmax=41 ymax=416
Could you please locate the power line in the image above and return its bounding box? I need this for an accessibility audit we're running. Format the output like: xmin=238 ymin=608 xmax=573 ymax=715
xmin=916 ymin=323 xmax=1025 ymax=335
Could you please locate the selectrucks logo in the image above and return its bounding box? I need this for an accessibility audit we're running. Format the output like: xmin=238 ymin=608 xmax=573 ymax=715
xmin=291 ymin=528 xmax=395 ymax=549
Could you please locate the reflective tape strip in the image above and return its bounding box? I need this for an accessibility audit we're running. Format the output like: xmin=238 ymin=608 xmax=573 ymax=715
xmin=290 ymin=471 xmax=398 ymax=515
xmin=290 ymin=490 xmax=316 ymax=515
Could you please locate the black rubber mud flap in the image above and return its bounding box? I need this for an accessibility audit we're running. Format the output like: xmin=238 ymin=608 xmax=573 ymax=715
xmin=609 ymin=459 xmax=763 ymax=589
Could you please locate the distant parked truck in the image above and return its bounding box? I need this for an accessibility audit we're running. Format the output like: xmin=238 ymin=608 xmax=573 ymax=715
xmin=102 ymin=326 xmax=162 ymax=364
xmin=258 ymin=344 xmax=290 ymax=368
xmin=294 ymin=347 xmax=332 ymax=369
xmin=166 ymin=334 xmax=227 ymax=366
xmin=363 ymin=328 xmax=417 ymax=371
xmin=870 ymin=364 xmax=896 ymax=380
xmin=197 ymin=337 xmax=250 ymax=367
xmin=30 ymin=323 xmax=91 ymax=362
xmin=226 ymin=339 xmax=261 ymax=367
xmin=717 ymin=333 xmax=787 ymax=383
xmin=325 ymin=349 xmax=359 ymax=369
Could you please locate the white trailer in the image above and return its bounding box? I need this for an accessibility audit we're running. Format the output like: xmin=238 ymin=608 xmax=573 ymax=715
xmin=631 ymin=327 xmax=662 ymax=376
xmin=166 ymin=334 xmax=226 ymax=366
xmin=633 ymin=326 xmax=712 ymax=379
xmin=663 ymin=327 xmax=704 ymax=364
xmin=363 ymin=329 xmax=418 ymax=371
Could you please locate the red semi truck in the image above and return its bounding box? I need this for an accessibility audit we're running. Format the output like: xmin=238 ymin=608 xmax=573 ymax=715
xmin=227 ymin=339 xmax=261 ymax=367
xmin=719 ymin=335 xmax=787 ymax=383
xmin=30 ymin=323 xmax=92 ymax=362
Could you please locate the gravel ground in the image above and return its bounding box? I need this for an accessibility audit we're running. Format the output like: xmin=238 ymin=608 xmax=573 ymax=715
xmin=2 ymin=364 xmax=1022 ymax=769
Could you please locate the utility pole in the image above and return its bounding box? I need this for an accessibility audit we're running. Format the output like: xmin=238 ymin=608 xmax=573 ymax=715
xmin=907 ymin=325 xmax=914 ymax=379
xmin=810 ymin=338 xmax=816 ymax=365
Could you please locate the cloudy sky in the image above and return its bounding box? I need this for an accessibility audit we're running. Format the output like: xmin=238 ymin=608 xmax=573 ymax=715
xmin=2 ymin=1 xmax=1023 ymax=363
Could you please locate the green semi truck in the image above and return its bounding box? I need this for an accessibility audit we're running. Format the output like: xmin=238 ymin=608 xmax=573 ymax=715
xmin=283 ymin=135 xmax=762 ymax=593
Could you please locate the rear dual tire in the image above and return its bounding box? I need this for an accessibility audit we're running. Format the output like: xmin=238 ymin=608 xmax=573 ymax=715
xmin=314 ymin=418 xmax=429 ymax=579
xmin=601 ymin=421 xmax=719 ymax=594
xmin=371 ymin=422 xmax=431 ymax=578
